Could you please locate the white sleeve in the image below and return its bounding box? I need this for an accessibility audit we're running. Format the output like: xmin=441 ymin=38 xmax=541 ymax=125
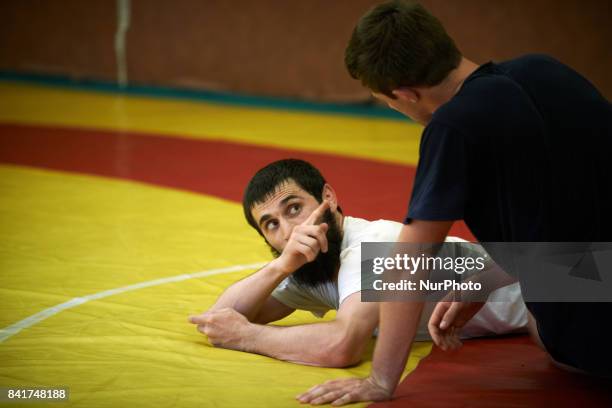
xmin=271 ymin=277 xmax=331 ymax=318
xmin=337 ymin=244 xmax=363 ymax=306
xmin=337 ymin=219 xmax=404 ymax=306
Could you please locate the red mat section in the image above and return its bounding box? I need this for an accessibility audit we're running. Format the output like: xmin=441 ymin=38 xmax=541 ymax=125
xmin=370 ymin=336 xmax=612 ymax=408
xmin=0 ymin=123 xmax=473 ymax=239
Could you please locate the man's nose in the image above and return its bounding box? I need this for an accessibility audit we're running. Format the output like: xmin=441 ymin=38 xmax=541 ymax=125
xmin=281 ymin=221 xmax=295 ymax=242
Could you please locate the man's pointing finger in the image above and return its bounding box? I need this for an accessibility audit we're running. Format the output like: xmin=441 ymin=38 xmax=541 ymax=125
xmin=305 ymin=200 xmax=330 ymax=225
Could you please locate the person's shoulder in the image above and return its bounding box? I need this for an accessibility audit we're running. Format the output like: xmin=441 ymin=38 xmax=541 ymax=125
xmin=367 ymin=218 xmax=404 ymax=241
xmin=458 ymin=62 xmax=522 ymax=98
xmin=343 ymin=216 xmax=403 ymax=247
xmin=499 ymin=53 xmax=565 ymax=72
xmin=432 ymin=60 xmax=539 ymax=130
xmin=499 ymin=54 xmax=607 ymax=104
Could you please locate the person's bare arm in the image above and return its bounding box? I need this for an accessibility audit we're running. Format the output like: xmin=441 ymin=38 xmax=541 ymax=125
xmin=368 ymin=220 xmax=454 ymax=391
xmin=191 ymin=292 xmax=378 ymax=367
xmin=201 ymin=201 xmax=329 ymax=323
xmin=297 ymin=220 xmax=454 ymax=405
xmin=249 ymin=293 xmax=378 ymax=367
xmin=206 ymin=260 xmax=295 ymax=322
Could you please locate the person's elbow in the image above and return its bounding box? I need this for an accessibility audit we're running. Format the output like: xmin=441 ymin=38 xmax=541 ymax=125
xmin=316 ymin=333 xmax=365 ymax=368
xmin=322 ymin=350 xmax=361 ymax=368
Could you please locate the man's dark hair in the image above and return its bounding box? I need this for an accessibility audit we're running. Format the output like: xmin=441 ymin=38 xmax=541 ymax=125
xmin=345 ymin=0 xmax=461 ymax=98
xmin=243 ymin=159 xmax=328 ymax=235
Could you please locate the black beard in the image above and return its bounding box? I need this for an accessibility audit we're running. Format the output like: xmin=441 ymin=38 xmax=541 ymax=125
xmin=269 ymin=209 xmax=342 ymax=288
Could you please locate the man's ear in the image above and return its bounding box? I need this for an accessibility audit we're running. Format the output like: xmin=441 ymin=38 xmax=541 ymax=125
xmin=392 ymin=87 xmax=419 ymax=103
xmin=321 ymin=184 xmax=338 ymax=212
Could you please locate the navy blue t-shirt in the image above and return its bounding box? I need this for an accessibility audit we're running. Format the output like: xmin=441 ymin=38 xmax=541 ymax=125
xmin=405 ymin=54 xmax=612 ymax=374
xmin=407 ymin=54 xmax=611 ymax=241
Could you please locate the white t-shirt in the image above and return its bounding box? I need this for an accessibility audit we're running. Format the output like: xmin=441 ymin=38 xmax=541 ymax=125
xmin=272 ymin=216 xmax=528 ymax=340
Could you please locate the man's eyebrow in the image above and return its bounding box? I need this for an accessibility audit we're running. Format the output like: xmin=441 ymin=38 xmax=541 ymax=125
xmin=257 ymin=194 xmax=302 ymax=227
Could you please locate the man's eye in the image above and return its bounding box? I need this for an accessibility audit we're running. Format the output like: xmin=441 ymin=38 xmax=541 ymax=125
xmin=288 ymin=204 xmax=300 ymax=215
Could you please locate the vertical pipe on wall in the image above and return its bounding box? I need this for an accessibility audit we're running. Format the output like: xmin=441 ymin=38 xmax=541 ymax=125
xmin=114 ymin=0 xmax=131 ymax=87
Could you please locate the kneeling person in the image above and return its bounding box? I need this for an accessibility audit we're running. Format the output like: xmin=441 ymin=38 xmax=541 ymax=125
xmin=189 ymin=159 xmax=527 ymax=367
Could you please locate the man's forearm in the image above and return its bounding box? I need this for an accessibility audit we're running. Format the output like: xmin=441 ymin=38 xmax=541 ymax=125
xmin=245 ymin=321 xmax=366 ymax=368
xmin=371 ymin=301 xmax=424 ymax=391
xmin=209 ymin=259 xmax=288 ymax=320
xmin=370 ymin=220 xmax=452 ymax=392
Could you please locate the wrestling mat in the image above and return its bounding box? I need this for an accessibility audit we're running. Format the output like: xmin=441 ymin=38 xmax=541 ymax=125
xmin=0 ymin=80 xmax=609 ymax=407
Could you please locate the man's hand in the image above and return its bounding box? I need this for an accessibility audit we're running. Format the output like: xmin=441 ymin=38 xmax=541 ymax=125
xmin=296 ymin=376 xmax=392 ymax=406
xmin=427 ymin=301 xmax=485 ymax=351
xmin=274 ymin=200 xmax=330 ymax=275
xmin=188 ymin=308 xmax=261 ymax=352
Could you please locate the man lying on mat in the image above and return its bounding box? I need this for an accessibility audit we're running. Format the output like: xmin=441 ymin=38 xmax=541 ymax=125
xmin=188 ymin=159 xmax=527 ymax=367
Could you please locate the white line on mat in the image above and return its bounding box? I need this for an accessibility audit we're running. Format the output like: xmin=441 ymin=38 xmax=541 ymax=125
xmin=0 ymin=262 xmax=266 ymax=343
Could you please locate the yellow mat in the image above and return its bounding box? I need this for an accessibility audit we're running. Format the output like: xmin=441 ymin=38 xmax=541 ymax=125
xmin=0 ymin=165 xmax=431 ymax=407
